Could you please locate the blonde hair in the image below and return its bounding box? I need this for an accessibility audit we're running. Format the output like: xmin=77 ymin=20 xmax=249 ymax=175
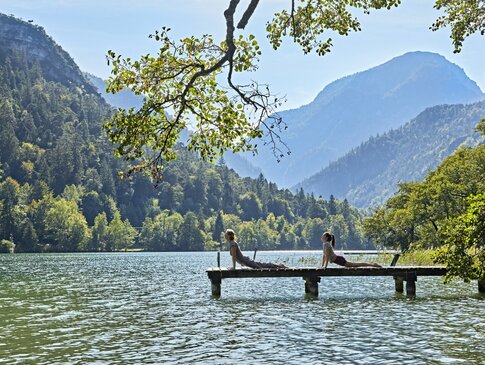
xmin=225 ymin=229 xmax=235 ymax=240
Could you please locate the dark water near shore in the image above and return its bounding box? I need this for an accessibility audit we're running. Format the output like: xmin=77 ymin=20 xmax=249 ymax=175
xmin=0 ymin=252 xmax=484 ymax=364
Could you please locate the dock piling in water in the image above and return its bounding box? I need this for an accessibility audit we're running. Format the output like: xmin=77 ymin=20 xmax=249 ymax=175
xmin=210 ymin=271 xmax=222 ymax=296
xmin=394 ymin=276 xmax=404 ymax=293
xmin=405 ymin=272 xmax=417 ymax=296
xmin=207 ymin=266 xmax=449 ymax=298
xmin=479 ymin=277 xmax=485 ymax=293
xmin=304 ymin=276 xmax=320 ymax=297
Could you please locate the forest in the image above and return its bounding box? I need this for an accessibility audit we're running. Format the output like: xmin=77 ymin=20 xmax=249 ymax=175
xmin=0 ymin=50 xmax=369 ymax=253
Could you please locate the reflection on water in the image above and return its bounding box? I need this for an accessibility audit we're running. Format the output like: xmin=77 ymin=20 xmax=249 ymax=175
xmin=0 ymin=252 xmax=483 ymax=364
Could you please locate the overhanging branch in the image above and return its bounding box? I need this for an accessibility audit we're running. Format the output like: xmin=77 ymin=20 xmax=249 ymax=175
xmin=237 ymin=0 xmax=260 ymax=29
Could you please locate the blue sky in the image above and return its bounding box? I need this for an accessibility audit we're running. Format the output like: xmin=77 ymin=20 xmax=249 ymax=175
xmin=1 ymin=0 xmax=484 ymax=109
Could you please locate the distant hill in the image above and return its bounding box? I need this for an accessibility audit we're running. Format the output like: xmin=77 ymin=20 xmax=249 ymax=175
xmin=87 ymin=73 xmax=144 ymax=110
xmin=222 ymin=153 xmax=262 ymax=178
xmin=297 ymin=101 xmax=485 ymax=208
xmin=243 ymin=51 xmax=484 ymax=187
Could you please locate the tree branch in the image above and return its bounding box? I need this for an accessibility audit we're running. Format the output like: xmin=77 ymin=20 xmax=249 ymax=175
xmin=237 ymin=0 xmax=260 ymax=29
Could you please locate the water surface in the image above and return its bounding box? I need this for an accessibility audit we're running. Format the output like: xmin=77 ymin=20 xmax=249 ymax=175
xmin=0 ymin=252 xmax=483 ymax=364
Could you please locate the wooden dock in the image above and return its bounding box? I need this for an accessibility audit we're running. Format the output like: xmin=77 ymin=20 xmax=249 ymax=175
xmin=206 ymin=266 xmax=460 ymax=297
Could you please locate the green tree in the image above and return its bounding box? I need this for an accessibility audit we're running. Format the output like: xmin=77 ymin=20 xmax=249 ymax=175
xmin=44 ymin=198 xmax=91 ymax=251
xmin=253 ymin=218 xmax=278 ymax=250
xmin=106 ymin=211 xmax=138 ymax=251
xmin=0 ymin=100 xmax=19 ymax=169
xmin=222 ymin=213 xmax=242 ymax=234
xmin=0 ymin=177 xmax=21 ymax=241
xmin=303 ymin=217 xmax=324 ymax=249
xmin=239 ymin=192 xmax=262 ymax=221
xmin=15 ymin=219 xmax=39 ymax=253
xmin=177 ymin=212 xmax=205 ymax=251
xmin=206 ymin=170 xmax=223 ymax=213
xmin=324 ymin=214 xmax=349 ymax=249
xmin=139 ymin=217 xmax=158 ymax=251
xmin=279 ymin=223 xmax=298 ymax=250
xmin=81 ymin=191 xmax=104 ymax=226
xmin=142 ymin=210 xmax=184 ymax=251
xmin=90 ymin=212 xmax=109 ymax=251
xmin=238 ymin=221 xmax=257 ymax=250
xmin=434 ymin=193 xmax=485 ymax=283
xmin=430 ymin=0 xmax=485 ymax=53
xmin=213 ymin=210 xmax=225 ymax=244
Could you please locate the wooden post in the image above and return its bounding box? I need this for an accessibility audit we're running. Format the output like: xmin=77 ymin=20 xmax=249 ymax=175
xmin=209 ymin=273 xmax=222 ymax=297
xmin=405 ymin=272 xmax=417 ymax=296
xmin=478 ymin=276 xmax=485 ymax=293
xmin=304 ymin=276 xmax=320 ymax=297
xmin=394 ymin=276 xmax=404 ymax=293
xmin=390 ymin=253 xmax=400 ymax=266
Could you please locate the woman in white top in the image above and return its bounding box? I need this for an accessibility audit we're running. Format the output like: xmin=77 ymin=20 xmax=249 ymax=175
xmin=321 ymin=232 xmax=381 ymax=268
xmin=225 ymin=229 xmax=286 ymax=269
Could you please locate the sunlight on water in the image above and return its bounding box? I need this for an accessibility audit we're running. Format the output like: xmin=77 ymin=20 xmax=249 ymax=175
xmin=0 ymin=252 xmax=483 ymax=364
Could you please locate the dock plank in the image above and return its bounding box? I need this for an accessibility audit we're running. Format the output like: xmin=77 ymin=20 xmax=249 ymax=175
xmin=207 ymin=266 xmax=447 ymax=279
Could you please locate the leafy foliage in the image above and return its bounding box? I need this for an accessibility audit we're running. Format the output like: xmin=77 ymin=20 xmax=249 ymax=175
xmin=431 ymin=0 xmax=485 ymax=53
xmin=434 ymin=193 xmax=485 ymax=282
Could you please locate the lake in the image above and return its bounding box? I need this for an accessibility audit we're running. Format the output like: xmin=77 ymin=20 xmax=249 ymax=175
xmin=0 ymin=252 xmax=483 ymax=364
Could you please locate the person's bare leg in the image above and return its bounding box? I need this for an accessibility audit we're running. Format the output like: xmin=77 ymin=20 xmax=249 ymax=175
xmin=345 ymin=261 xmax=381 ymax=268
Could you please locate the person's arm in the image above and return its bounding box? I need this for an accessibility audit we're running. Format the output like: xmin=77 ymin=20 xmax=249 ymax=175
xmin=230 ymin=245 xmax=237 ymax=270
xmin=322 ymin=245 xmax=331 ymax=268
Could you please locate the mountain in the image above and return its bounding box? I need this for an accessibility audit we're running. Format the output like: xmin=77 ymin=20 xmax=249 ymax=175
xmin=0 ymin=13 xmax=96 ymax=94
xmin=297 ymin=100 xmax=485 ymax=208
xmin=87 ymin=73 xmax=144 ymax=110
xmin=243 ymin=51 xmax=484 ymax=187
xmin=222 ymin=153 xmax=262 ymax=178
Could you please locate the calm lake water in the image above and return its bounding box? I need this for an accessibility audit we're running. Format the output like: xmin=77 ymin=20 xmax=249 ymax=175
xmin=0 ymin=252 xmax=483 ymax=364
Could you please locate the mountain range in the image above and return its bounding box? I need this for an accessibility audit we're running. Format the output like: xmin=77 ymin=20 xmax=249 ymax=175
xmin=241 ymin=51 xmax=484 ymax=188
xmin=297 ymin=100 xmax=485 ymax=207
xmin=4 ymin=12 xmax=483 ymax=212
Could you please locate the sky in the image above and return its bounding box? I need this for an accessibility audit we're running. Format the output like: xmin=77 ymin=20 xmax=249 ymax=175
xmin=1 ymin=0 xmax=484 ymax=110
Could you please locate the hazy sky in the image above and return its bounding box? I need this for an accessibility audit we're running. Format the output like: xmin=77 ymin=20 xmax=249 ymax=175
xmin=1 ymin=0 xmax=484 ymax=109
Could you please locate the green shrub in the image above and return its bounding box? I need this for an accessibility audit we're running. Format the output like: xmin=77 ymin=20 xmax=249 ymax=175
xmin=0 ymin=239 xmax=15 ymax=253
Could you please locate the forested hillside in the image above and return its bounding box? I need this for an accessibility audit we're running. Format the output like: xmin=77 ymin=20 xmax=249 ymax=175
xmin=298 ymin=101 xmax=485 ymax=207
xmin=0 ymin=14 xmax=369 ymax=253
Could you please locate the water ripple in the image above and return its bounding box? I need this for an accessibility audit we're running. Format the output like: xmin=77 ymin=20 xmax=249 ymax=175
xmin=0 ymin=252 xmax=483 ymax=364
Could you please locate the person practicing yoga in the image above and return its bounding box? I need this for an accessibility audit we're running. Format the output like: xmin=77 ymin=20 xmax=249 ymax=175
xmin=321 ymin=232 xmax=381 ymax=268
xmin=225 ymin=229 xmax=286 ymax=269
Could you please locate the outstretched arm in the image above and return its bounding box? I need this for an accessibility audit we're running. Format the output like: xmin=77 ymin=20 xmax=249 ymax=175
xmin=230 ymin=246 xmax=237 ymax=270
xmin=322 ymin=246 xmax=331 ymax=268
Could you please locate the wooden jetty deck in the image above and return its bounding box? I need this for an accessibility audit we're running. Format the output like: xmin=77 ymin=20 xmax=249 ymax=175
xmin=206 ymin=266 xmax=464 ymax=297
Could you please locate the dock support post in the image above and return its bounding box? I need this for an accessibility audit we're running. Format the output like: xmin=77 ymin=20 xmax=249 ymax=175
xmin=209 ymin=273 xmax=222 ymax=297
xmin=479 ymin=276 xmax=485 ymax=293
xmin=394 ymin=276 xmax=404 ymax=293
xmin=304 ymin=276 xmax=320 ymax=297
xmin=405 ymin=272 xmax=417 ymax=296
